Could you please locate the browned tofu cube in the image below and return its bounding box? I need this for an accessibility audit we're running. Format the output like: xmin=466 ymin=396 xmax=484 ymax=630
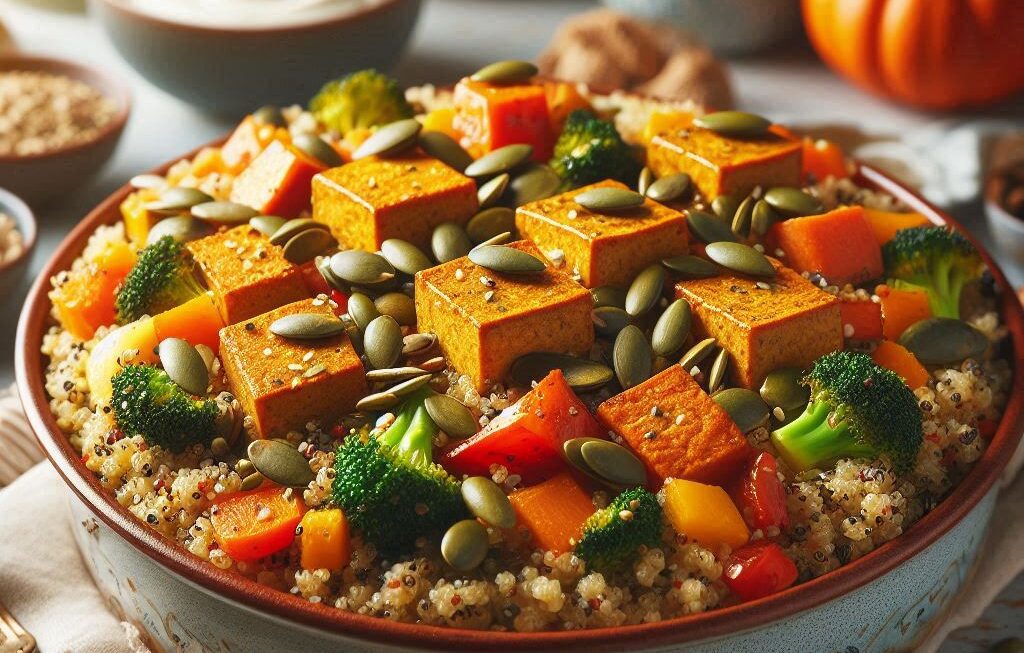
xmin=647 ymin=125 xmax=801 ymax=201
xmin=675 ymin=259 xmax=842 ymax=389
xmin=515 ymin=180 xmax=689 ymax=288
xmin=597 ymin=364 xmax=751 ymax=485
xmin=187 ymin=225 xmax=309 ymax=324
xmin=219 ymin=298 xmax=367 ymax=439
xmin=311 ymin=152 xmax=478 ymax=252
xmin=415 ymin=240 xmax=593 ymax=392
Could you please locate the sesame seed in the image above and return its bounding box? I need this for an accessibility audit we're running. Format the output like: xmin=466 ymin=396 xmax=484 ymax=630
xmin=774 ymin=248 xmax=786 ymax=257
xmin=303 ymin=351 xmax=315 ymax=362
xmin=567 ymin=209 xmax=578 ymax=219
xmin=368 ymin=177 xmax=377 ymax=188
xmin=484 ymin=290 xmax=495 ymax=302
xmin=675 ymin=414 xmax=685 ymax=425
xmin=650 ymin=405 xmax=661 ymax=417
xmin=843 ymin=323 xmax=855 ymax=338
xmin=753 ymin=243 xmax=765 ymax=253
xmin=756 ymin=281 xmax=771 ymax=290
xmin=287 ymin=363 xmax=304 ymax=371
xmin=773 ymin=406 xmax=785 ymax=421
xmin=618 ymin=509 xmax=634 ymax=521
xmin=454 ymin=268 xmax=465 ymax=281
xmin=263 ymin=347 xmax=273 ymax=356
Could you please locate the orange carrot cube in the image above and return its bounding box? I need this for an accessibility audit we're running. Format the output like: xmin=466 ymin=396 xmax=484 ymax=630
xmin=876 ymin=284 xmax=932 ymax=341
xmin=872 ymin=340 xmax=929 ymax=390
xmin=509 ymin=471 xmax=594 ymax=553
xmin=770 ymin=205 xmax=883 ymax=286
xmin=453 ymin=78 xmax=552 ymax=161
xmin=862 ymin=207 xmax=931 ymax=246
xmin=230 ymin=140 xmax=327 ymax=218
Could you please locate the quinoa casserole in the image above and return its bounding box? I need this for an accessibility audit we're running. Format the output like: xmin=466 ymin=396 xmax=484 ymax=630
xmin=40 ymin=65 xmax=1013 ymax=632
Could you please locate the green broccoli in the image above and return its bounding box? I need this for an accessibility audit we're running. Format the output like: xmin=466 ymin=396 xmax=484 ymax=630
xmin=770 ymin=351 xmax=923 ymax=473
xmin=332 ymin=392 xmax=467 ymax=555
xmin=115 ymin=236 xmax=204 ymax=324
xmin=882 ymin=226 xmax=983 ymax=319
xmin=309 ymin=69 xmax=413 ymax=136
xmin=574 ymin=487 xmax=662 ymax=571
xmin=549 ymin=109 xmax=641 ymax=189
xmin=110 ymin=364 xmax=218 ymax=452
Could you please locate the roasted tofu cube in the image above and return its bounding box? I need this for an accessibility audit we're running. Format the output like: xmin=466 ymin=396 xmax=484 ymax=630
xmin=312 ymin=153 xmax=478 ymax=252
xmin=219 ymin=298 xmax=367 ymax=439
xmin=676 ymin=259 xmax=842 ymax=389
xmin=596 ymin=364 xmax=751 ymax=486
xmin=230 ymin=140 xmax=327 ymax=218
xmin=515 ymin=180 xmax=689 ymax=288
xmin=187 ymin=225 xmax=309 ymax=324
xmin=647 ymin=124 xmax=801 ymax=201
xmin=452 ymin=78 xmax=553 ymax=160
xmin=415 ymin=240 xmax=593 ymax=392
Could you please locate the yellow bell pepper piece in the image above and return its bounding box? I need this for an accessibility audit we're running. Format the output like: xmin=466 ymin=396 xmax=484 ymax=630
xmin=120 ymin=189 xmax=160 ymax=248
xmin=663 ymin=478 xmax=749 ymax=551
xmin=642 ymin=111 xmax=694 ymax=145
xmin=299 ymin=508 xmax=351 ymax=572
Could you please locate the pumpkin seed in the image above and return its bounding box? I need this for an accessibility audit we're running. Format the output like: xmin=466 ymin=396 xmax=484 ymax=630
xmin=613 ymin=325 xmax=652 ymax=390
xmin=563 ymin=437 xmax=605 ymax=480
xmin=764 ymin=187 xmax=823 ymax=217
xmin=731 ymin=195 xmax=755 ymax=239
xmin=130 ymin=174 xmax=166 ymax=190
xmin=461 ymin=476 xmax=515 ymax=528
xmin=353 ymin=118 xmax=421 ymax=160
xmin=899 ymin=318 xmax=989 ymax=365
xmin=751 ymin=199 xmax=780 ymax=236
xmin=711 ymin=194 xmax=740 ymax=220
xmin=247 ymin=439 xmax=314 ymax=488
xmin=679 ymin=337 xmax=717 ymax=371
xmin=592 ymin=306 xmax=631 ymax=338
xmin=418 ymin=130 xmax=473 ymax=172
xmin=290 ymin=133 xmax=343 ymax=167
xmin=145 ymin=187 xmax=213 ymax=214
xmin=705 ymin=241 xmax=776 ymax=278
xmin=651 ymin=299 xmax=692 ymax=357
xmin=191 ymin=201 xmax=258 ymax=224
xmin=158 ymin=338 xmax=209 ymax=396
xmin=381 ymin=238 xmax=432 ymax=275
xmin=374 ymin=292 xmax=416 ymax=326
xmin=470 ymin=231 xmax=513 ymax=250
xmin=240 ymin=472 xmax=264 ymax=491
xmin=508 ymin=164 xmax=561 ymax=206
xmin=645 ymin=173 xmax=691 ymax=203
xmin=591 ymin=286 xmax=627 ymax=309
xmin=250 ymin=215 xmax=287 ymax=237
xmin=146 ymin=215 xmax=214 ymax=246
xmin=330 ymin=250 xmax=396 ymax=285
xmin=471 ymin=60 xmax=538 ymax=84
xmin=760 ymin=367 xmax=809 ymax=413
xmin=694 ymin=111 xmax=771 ymax=138
xmin=510 ymin=353 xmax=613 ymax=392
xmin=638 ymin=167 xmax=654 ymax=196
xmin=366 ymin=366 xmax=427 ymax=383
xmin=425 ymin=394 xmax=478 ymax=440
xmin=269 ymin=312 xmax=345 ymax=339
xmin=269 ymin=218 xmax=321 ymax=246
xmin=575 ymin=187 xmax=644 ymax=212
xmin=662 ymin=255 xmax=719 ymax=279
xmin=235 ymin=458 xmax=255 ymax=477
xmin=356 ymin=390 xmax=400 ymax=412
xmin=713 ymin=388 xmax=770 ymax=433
xmin=420 ymin=356 xmax=446 ymax=373
xmin=363 ymin=315 xmax=403 ymax=369
xmin=625 ymin=264 xmax=665 ymax=317
xmin=464 ymin=144 xmax=533 ymax=178
xmin=283 ymin=228 xmax=334 ymax=265
xmin=210 ymin=436 xmax=230 ymax=458
xmin=315 ymin=255 xmax=348 ymax=292
xmin=431 ymin=222 xmax=473 ymax=263
xmin=468 ymin=245 xmax=545 ymax=274
xmin=686 ymin=210 xmax=738 ymax=244
xmin=346 ymin=324 xmax=365 ymax=356
xmin=253 ymin=105 xmax=285 ymax=127
xmin=580 ymin=439 xmax=647 ymax=487
xmin=345 ymin=293 xmax=379 ymax=331
xmin=466 ymin=207 xmax=516 ymax=244
xmin=441 ymin=519 xmax=490 ymax=571
xmin=707 ymin=347 xmax=729 ymax=393
xmin=477 ymin=173 xmax=509 ymax=208
xmin=386 ymin=373 xmax=433 ymax=397
xmin=402 ymin=332 xmax=438 ymax=357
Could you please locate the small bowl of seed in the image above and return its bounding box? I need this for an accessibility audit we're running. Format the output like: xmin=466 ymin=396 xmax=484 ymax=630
xmin=984 ymin=142 xmax=1024 ymax=263
xmin=0 ymin=54 xmax=131 ymax=206
xmin=0 ymin=185 xmax=37 ymax=298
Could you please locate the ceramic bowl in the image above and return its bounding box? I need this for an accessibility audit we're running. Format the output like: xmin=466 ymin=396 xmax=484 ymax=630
xmin=984 ymin=165 xmax=1024 ymax=264
xmin=0 ymin=55 xmax=131 ymax=206
xmin=0 ymin=186 xmax=37 ymax=300
xmin=14 ymin=154 xmax=1024 ymax=652
xmin=90 ymin=0 xmax=422 ymax=116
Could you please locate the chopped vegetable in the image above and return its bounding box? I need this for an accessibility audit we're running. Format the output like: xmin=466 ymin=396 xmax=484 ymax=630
xmin=421 ymin=107 xmax=460 ymax=140
xmin=862 ymin=207 xmax=930 ymax=246
xmin=877 ymin=283 xmax=933 ymax=341
xmin=309 ymin=69 xmax=413 ymax=136
xmin=211 ymin=487 xmax=306 ymax=562
xmin=51 ymin=239 xmax=137 ymax=340
xmin=229 ymin=140 xmax=328 ymax=218
xmin=549 ymin=109 xmax=641 ymax=189
xmin=733 ymin=452 xmax=789 ymax=531
xmin=722 ymin=541 xmax=798 ymax=601
xmin=882 ymin=225 xmax=983 ymax=319
xmin=453 ymin=78 xmax=552 ymax=160
xmin=299 ymin=508 xmax=351 ymax=572
xmin=872 ymin=340 xmax=929 ymax=390
xmin=839 ymin=297 xmax=883 ymax=340
xmin=801 ymin=137 xmax=848 ymax=183
xmin=663 ymin=478 xmax=749 ymax=550
xmin=86 ymin=318 xmax=160 ymax=405
xmin=110 ymin=364 xmax=218 ymax=451
xmin=574 ymin=487 xmax=662 ymax=571
xmin=115 ymin=236 xmax=204 ymax=325
xmin=221 ymin=114 xmax=288 ymax=174
xmin=151 ymin=292 xmax=224 ymax=352
xmin=120 ymin=189 xmax=159 ymax=247
xmin=542 ymin=80 xmax=593 ymax=135
xmin=641 ymin=110 xmax=693 ymax=145
xmin=508 ymin=471 xmax=594 ymax=554
xmin=769 ymin=205 xmax=883 ymax=285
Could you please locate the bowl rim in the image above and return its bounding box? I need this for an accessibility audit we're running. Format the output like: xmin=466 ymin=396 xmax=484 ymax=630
xmin=0 ymin=54 xmax=132 ymax=164
xmin=94 ymin=0 xmax=415 ymax=35
xmin=14 ymin=147 xmax=1024 ymax=651
xmin=0 ymin=185 xmax=38 ymax=274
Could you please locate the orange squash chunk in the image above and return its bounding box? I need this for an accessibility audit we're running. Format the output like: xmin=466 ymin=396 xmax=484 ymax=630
xmin=453 ymin=78 xmax=553 ymax=160
xmin=663 ymin=479 xmax=749 ymax=551
xmin=312 ymin=152 xmax=477 ymax=252
xmin=299 ymin=508 xmax=351 ymax=572
xmin=219 ymin=298 xmax=367 ymax=439
xmin=597 ymin=364 xmax=752 ymax=486
xmin=50 ymin=240 xmax=137 ymax=340
xmin=769 ymin=205 xmax=883 ymax=286
xmin=838 ymin=296 xmax=883 ymax=341
xmin=862 ymin=207 xmax=930 ymax=246
xmin=220 ymin=115 xmax=288 ymax=174
xmin=152 ymin=292 xmax=225 ymax=352
xmin=515 ymin=180 xmax=689 ymax=288
xmin=509 ymin=471 xmax=594 ymax=553
xmin=230 ymin=140 xmax=326 ymax=218
xmin=872 ymin=340 xmax=929 ymax=390
xmin=877 ymin=284 xmax=932 ymax=341
xmin=676 ymin=259 xmax=842 ymax=389
xmin=415 ymin=240 xmax=593 ymax=393
xmin=120 ymin=189 xmax=160 ymax=248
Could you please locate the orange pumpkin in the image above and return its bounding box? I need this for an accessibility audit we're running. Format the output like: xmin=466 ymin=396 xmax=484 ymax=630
xmin=802 ymin=0 xmax=1024 ymax=109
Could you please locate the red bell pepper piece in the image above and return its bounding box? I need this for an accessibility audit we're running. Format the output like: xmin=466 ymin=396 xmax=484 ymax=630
xmin=722 ymin=541 xmax=798 ymax=602
xmin=734 ymin=452 xmax=790 ymax=531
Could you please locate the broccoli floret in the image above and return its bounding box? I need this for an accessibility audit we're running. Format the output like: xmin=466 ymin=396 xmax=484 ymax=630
xmin=115 ymin=236 xmax=204 ymax=324
xmin=549 ymin=109 xmax=641 ymax=189
xmin=110 ymin=364 xmax=218 ymax=452
xmin=883 ymin=226 xmax=983 ymax=319
xmin=574 ymin=487 xmax=662 ymax=571
xmin=770 ymin=351 xmax=923 ymax=473
xmin=309 ymin=69 xmax=413 ymax=136
xmin=332 ymin=392 xmax=467 ymax=555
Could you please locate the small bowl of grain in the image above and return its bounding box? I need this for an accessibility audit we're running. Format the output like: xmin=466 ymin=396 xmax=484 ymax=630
xmin=0 ymin=185 xmax=36 ymax=296
xmin=0 ymin=54 xmax=131 ymax=206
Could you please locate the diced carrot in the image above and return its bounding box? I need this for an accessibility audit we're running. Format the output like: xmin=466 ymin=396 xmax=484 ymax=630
xmin=663 ymin=479 xmax=749 ymax=551
xmin=86 ymin=318 xmax=160 ymax=405
xmin=453 ymin=78 xmax=552 ymax=161
xmin=872 ymin=340 xmax=929 ymax=389
xmin=508 ymin=471 xmax=595 ymax=554
xmin=221 ymin=116 xmax=288 ymax=175
xmin=152 ymin=292 xmax=225 ymax=352
xmin=801 ymin=137 xmax=849 ymax=183
xmin=876 ymin=284 xmax=932 ymax=341
xmin=839 ymin=298 xmax=883 ymax=340
xmin=421 ymin=107 xmax=460 ymax=140
xmin=120 ymin=189 xmax=160 ymax=248
xmin=642 ymin=110 xmax=694 ymax=145
xmin=299 ymin=508 xmax=351 ymax=572
xmin=211 ymin=486 xmax=307 ymax=562
xmin=51 ymin=240 xmax=137 ymax=340
xmin=229 ymin=140 xmax=327 ymax=218
xmin=543 ymin=80 xmax=592 ymax=134
xmin=769 ymin=205 xmax=883 ymax=286
xmin=862 ymin=207 xmax=931 ymax=246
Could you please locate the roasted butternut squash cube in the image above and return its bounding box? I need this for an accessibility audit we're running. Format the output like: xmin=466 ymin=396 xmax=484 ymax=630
xmin=768 ymin=205 xmax=884 ymax=286
xmin=596 ymin=364 xmax=751 ymax=486
xmin=230 ymin=140 xmax=327 ymax=218
xmin=312 ymin=153 xmax=478 ymax=252
xmin=219 ymin=298 xmax=367 ymax=439
xmin=415 ymin=240 xmax=593 ymax=392
xmin=675 ymin=259 xmax=842 ymax=389
xmin=515 ymin=180 xmax=689 ymax=288
xmin=647 ymin=124 xmax=801 ymax=201
xmin=120 ymin=188 xmax=160 ymax=247
xmin=187 ymin=225 xmax=309 ymax=325
xmin=453 ymin=78 xmax=553 ymax=160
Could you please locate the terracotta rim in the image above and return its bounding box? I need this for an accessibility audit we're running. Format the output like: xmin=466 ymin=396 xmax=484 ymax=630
xmin=97 ymin=0 xmax=413 ymax=35
xmin=15 ymin=148 xmax=1024 ymax=651
xmin=0 ymin=186 xmax=37 ymax=275
xmin=0 ymin=54 xmax=132 ymax=164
